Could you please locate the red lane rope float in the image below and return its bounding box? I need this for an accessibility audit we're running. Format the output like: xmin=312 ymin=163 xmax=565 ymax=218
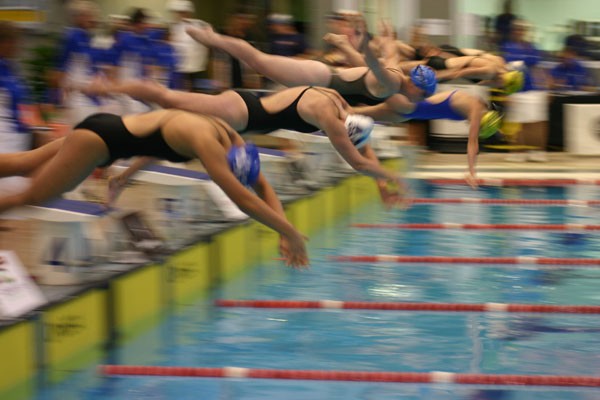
xmin=409 ymin=198 xmax=600 ymax=206
xmin=328 ymin=255 xmax=600 ymax=266
xmin=99 ymin=365 xmax=600 ymax=387
xmin=426 ymin=178 xmax=600 ymax=186
xmin=215 ymin=299 xmax=600 ymax=314
xmin=351 ymin=223 xmax=600 ymax=231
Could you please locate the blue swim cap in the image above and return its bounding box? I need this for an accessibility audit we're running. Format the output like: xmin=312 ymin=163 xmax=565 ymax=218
xmin=410 ymin=65 xmax=437 ymax=97
xmin=227 ymin=142 xmax=260 ymax=186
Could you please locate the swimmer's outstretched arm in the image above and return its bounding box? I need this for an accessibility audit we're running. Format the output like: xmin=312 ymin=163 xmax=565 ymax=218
xmin=352 ymin=94 xmax=413 ymax=123
xmin=465 ymin=100 xmax=485 ymax=189
xmin=360 ymin=143 xmax=410 ymax=208
xmin=446 ymin=65 xmax=497 ymax=81
xmin=251 ymin=170 xmax=307 ymax=265
xmin=318 ymin=113 xmax=405 ymax=185
xmin=197 ymin=137 xmax=308 ymax=268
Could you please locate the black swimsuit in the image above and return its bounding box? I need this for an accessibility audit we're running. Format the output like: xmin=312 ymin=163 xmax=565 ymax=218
xmin=235 ymin=87 xmax=319 ymax=134
xmin=74 ymin=113 xmax=193 ymax=167
xmin=426 ymin=55 xmax=448 ymax=70
xmin=439 ymin=44 xmax=467 ymax=57
xmin=328 ymin=67 xmax=403 ymax=106
xmin=328 ymin=70 xmax=385 ymax=106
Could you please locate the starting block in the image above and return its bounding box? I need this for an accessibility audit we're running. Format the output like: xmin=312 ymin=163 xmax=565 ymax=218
xmin=257 ymin=147 xmax=314 ymax=194
xmin=370 ymin=124 xmax=405 ymax=159
xmin=111 ymin=162 xmax=248 ymax=246
xmin=268 ymin=129 xmax=353 ymax=183
xmin=2 ymin=198 xmax=110 ymax=285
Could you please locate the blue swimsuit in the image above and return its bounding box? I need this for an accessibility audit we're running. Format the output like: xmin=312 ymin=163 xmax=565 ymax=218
xmin=402 ymin=91 xmax=465 ymax=121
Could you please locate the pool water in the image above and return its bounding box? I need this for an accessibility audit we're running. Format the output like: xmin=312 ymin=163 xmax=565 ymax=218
xmin=34 ymin=184 xmax=600 ymax=400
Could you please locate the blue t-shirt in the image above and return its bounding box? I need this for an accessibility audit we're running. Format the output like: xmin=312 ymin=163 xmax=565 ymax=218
xmin=55 ymin=27 xmax=102 ymax=105
xmin=500 ymin=41 xmax=541 ymax=91
xmin=550 ymin=60 xmax=594 ymax=91
xmin=0 ymin=58 xmax=31 ymax=133
xmin=112 ymin=30 xmax=153 ymax=79
xmin=269 ymin=33 xmax=306 ymax=57
xmin=152 ymin=41 xmax=179 ymax=89
xmin=56 ymin=27 xmax=98 ymax=77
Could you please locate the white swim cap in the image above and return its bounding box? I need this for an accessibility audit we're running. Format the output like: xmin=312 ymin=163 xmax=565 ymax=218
xmin=345 ymin=114 xmax=374 ymax=149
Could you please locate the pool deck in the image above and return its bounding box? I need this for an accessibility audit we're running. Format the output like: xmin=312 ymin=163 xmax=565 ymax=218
xmin=410 ymin=151 xmax=600 ymax=180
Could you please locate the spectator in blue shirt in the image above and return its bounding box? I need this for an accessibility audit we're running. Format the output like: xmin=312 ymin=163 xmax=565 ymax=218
xmin=499 ymin=19 xmax=542 ymax=91
xmin=52 ymin=0 xmax=103 ymax=125
xmin=0 ymin=21 xmax=39 ymax=145
xmin=112 ymin=8 xmax=152 ymax=81
xmin=111 ymin=8 xmax=153 ymax=113
xmin=147 ymin=27 xmax=179 ymax=89
xmin=267 ymin=14 xmax=307 ymax=58
xmin=549 ymin=46 xmax=595 ymax=92
xmin=494 ymin=0 xmax=517 ymax=47
xmin=0 ymin=21 xmax=49 ymax=194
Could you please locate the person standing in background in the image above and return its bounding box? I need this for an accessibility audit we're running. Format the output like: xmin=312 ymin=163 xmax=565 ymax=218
xmin=0 ymin=21 xmax=49 ymax=195
xmin=110 ymin=8 xmax=154 ymax=114
xmin=147 ymin=26 xmax=179 ymax=90
xmin=51 ymin=0 xmax=103 ymax=126
xmin=494 ymin=0 xmax=517 ymax=47
xmin=211 ymin=11 xmax=259 ymax=89
xmin=500 ymin=20 xmax=549 ymax=163
xmin=266 ymin=14 xmax=307 ymax=58
xmin=111 ymin=9 xmax=151 ymax=81
xmin=499 ymin=19 xmax=542 ymax=92
xmin=564 ymin=21 xmax=594 ymax=60
xmin=167 ymin=0 xmax=208 ymax=91
xmin=549 ymin=46 xmax=596 ymax=92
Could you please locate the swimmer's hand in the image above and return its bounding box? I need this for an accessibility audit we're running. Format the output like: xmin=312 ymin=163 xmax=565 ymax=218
xmin=378 ymin=177 xmax=412 ymax=210
xmin=323 ymin=33 xmax=351 ymax=49
xmin=465 ymin=170 xmax=479 ymax=190
xmin=280 ymin=233 xmax=309 ymax=270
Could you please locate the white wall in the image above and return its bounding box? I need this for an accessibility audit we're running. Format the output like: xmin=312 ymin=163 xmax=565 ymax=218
xmin=393 ymin=0 xmax=419 ymax=41
xmin=96 ymin=0 xmax=172 ymax=23
xmin=333 ymin=0 xmax=359 ymax=11
xmin=355 ymin=0 xmax=418 ymax=41
xmin=457 ymin=0 xmax=600 ymax=51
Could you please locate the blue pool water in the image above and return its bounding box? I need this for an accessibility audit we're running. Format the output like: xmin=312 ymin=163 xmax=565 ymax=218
xmin=35 ymin=184 xmax=600 ymax=400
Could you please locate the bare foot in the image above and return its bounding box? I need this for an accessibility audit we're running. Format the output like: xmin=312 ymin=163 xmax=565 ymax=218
xmin=378 ymin=20 xmax=394 ymax=38
xmin=106 ymin=175 xmax=126 ymax=207
xmin=323 ymin=33 xmax=351 ymax=49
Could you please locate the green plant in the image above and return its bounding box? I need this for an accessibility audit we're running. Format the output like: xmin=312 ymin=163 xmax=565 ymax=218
xmin=22 ymin=34 xmax=60 ymax=108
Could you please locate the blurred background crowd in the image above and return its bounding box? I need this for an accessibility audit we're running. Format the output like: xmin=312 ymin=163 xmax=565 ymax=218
xmin=0 ymin=0 xmax=599 ymax=172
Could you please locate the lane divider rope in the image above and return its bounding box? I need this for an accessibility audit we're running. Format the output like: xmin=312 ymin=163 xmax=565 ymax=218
xmin=99 ymin=365 xmax=600 ymax=387
xmin=426 ymin=178 xmax=600 ymax=186
xmin=328 ymin=255 xmax=600 ymax=266
xmin=404 ymin=198 xmax=598 ymax=206
xmin=351 ymin=223 xmax=595 ymax=231
xmin=215 ymin=299 xmax=600 ymax=314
